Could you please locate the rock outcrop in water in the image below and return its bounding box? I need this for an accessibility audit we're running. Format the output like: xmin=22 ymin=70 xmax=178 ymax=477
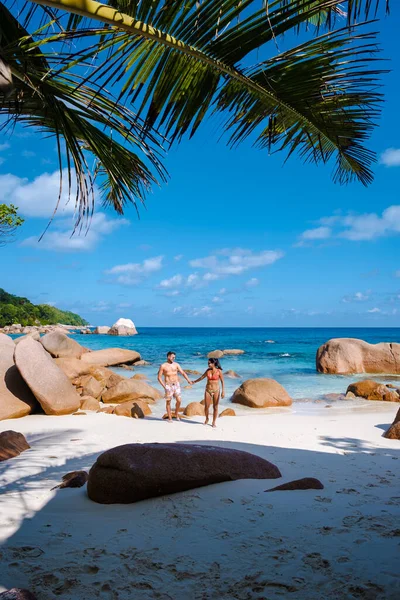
xmin=87 ymin=443 xmax=281 ymax=504
xmin=232 ymin=378 xmax=292 ymax=408
xmin=109 ymin=318 xmax=138 ymax=336
xmin=316 ymin=338 xmax=400 ymax=374
xmin=346 ymin=380 xmax=400 ymax=402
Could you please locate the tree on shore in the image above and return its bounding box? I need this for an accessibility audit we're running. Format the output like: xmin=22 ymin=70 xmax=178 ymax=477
xmin=0 ymin=0 xmax=390 ymax=226
xmin=0 ymin=204 xmax=24 ymax=246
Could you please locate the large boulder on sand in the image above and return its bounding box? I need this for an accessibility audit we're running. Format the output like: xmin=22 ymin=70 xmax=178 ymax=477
xmin=0 ymin=431 xmax=30 ymax=461
xmin=15 ymin=338 xmax=81 ymax=415
xmin=232 ymin=378 xmax=292 ymax=408
xmin=54 ymin=357 xmax=91 ymax=379
xmin=346 ymin=380 xmax=400 ymax=402
xmin=316 ymin=338 xmax=400 ymax=374
xmin=40 ymin=331 xmax=86 ymax=359
xmin=220 ymin=408 xmax=236 ymax=417
xmin=184 ymin=402 xmax=205 ymax=416
xmin=87 ymin=443 xmax=281 ymax=504
xmin=384 ymin=408 xmax=400 ymax=440
xmin=114 ymin=400 xmax=152 ymax=418
xmin=102 ymin=379 xmax=161 ymax=404
xmin=0 ymin=335 xmax=37 ymax=421
xmin=80 ymin=396 xmax=101 ymax=411
xmin=80 ymin=348 xmax=140 ymax=367
xmin=109 ymin=318 xmax=138 ymax=336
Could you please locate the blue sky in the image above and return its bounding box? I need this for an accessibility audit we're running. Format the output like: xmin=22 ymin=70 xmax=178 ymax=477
xmin=1 ymin=5 xmax=400 ymax=327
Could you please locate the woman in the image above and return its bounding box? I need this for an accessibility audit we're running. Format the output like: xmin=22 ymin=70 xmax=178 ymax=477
xmin=192 ymin=358 xmax=225 ymax=428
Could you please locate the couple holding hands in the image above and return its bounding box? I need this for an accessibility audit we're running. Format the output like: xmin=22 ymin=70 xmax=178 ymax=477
xmin=157 ymin=351 xmax=225 ymax=427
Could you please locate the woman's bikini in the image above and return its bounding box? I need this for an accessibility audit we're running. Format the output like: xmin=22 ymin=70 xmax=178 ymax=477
xmin=206 ymin=369 xmax=220 ymax=399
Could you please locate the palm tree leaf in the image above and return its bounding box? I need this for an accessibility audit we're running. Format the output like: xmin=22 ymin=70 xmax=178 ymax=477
xmin=0 ymin=2 xmax=166 ymax=224
xmin=31 ymin=0 xmax=387 ymax=184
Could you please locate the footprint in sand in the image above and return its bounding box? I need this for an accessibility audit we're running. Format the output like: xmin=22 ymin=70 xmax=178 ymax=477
xmin=302 ymin=552 xmax=331 ymax=571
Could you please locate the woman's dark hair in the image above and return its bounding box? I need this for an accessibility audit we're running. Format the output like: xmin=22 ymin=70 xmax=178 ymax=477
xmin=208 ymin=357 xmax=222 ymax=370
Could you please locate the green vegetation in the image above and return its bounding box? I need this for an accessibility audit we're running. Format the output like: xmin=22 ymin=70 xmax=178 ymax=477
xmin=0 ymin=204 xmax=24 ymax=246
xmin=0 ymin=288 xmax=88 ymax=327
xmin=0 ymin=1 xmax=390 ymax=228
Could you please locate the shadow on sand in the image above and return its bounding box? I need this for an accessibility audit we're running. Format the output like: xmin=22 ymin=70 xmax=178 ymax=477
xmin=0 ymin=429 xmax=399 ymax=599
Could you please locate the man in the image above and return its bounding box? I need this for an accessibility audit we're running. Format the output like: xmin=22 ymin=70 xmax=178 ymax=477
xmin=158 ymin=351 xmax=193 ymax=422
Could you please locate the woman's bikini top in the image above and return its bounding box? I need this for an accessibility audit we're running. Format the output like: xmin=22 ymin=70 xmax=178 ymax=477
xmin=207 ymin=369 xmax=220 ymax=381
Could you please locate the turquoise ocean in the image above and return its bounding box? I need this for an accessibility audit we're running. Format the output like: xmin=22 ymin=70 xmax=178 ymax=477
xmin=79 ymin=327 xmax=400 ymax=414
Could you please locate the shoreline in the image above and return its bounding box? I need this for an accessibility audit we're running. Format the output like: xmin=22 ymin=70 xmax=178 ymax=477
xmin=1 ymin=405 xmax=399 ymax=598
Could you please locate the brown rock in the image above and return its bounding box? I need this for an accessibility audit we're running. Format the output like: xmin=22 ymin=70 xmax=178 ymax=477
xmin=88 ymin=367 xmax=124 ymax=389
xmin=232 ymin=378 xmax=292 ymax=408
xmin=14 ymin=332 xmax=41 ymax=345
xmin=346 ymin=380 xmax=400 ymax=402
xmin=207 ymin=350 xmax=224 ymax=359
xmin=102 ymin=380 xmax=161 ymax=404
xmin=224 ymin=370 xmax=241 ymax=378
xmin=383 ymin=407 xmax=400 ymax=440
xmin=266 ymin=477 xmax=324 ymax=492
xmin=54 ymin=357 xmax=91 ymax=379
xmin=94 ymin=326 xmax=110 ymax=335
xmin=0 ymin=335 xmax=37 ymax=421
xmin=81 ymin=348 xmax=140 ymax=367
xmin=0 ymin=431 xmax=30 ymax=461
xmin=186 ymin=369 xmax=201 ymax=375
xmin=80 ymin=396 xmax=100 ymax=411
xmin=184 ymin=402 xmax=205 ymax=416
xmin=73 ymin=411 xmax=87 ymax=415
xmin=40 ymin=331 xmax=86 ymax=359
xmin=52 ymin=470 xmax=89 ymax=490
xmin=316 ymin=338 xmax=400 ymax=374
xmin=114 ymin=400 xmax=152 ymax=418
xmin=223 ymin=349 xmax=245 ymax=355
xmin=220 ymin=408 xmax=236 ymax=417
xmin=87 ymin=443 xmax=281 ymax=504
xmin=15 ymin=338 xmax=81 ymax=415
xmin=131 ymin=373 xmax=147 ymax=380
xmin=109 ymin=325 xmax=137 ymax=336
xmin=81 ymin=376 xmax=104 ymax=399
xmin=97 ymin=406 xmax=115 ymax=414
xmin=0 ymin=590 xmax=38 ymax=600
xmin=134 ymin=360 xmax=151 ymax=367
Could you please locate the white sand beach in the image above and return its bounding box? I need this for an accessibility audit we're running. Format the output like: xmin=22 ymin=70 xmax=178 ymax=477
xmin=0 ymin=404 xmax=399 ymax=599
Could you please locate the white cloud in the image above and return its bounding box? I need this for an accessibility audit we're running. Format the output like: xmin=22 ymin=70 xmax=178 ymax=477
xmin=173 ymin=306 xmax=183 ymax=314
xmin=165 ymin=290 xmax=180 ymax=297
xmin=298 ymin=205 xmax=400 ymax=244
xmin=246 ymin=278 xmax=259 ymax=288
xmin=174 ymin=254 xmax=183 ymax=261
xmin=212 ymin=296 xmax=223 ymax=304
xmin=203 ymin=272 xmax=219 ymax=282
xmin=342 ymin=291 xmax=370 ymax=303
xmin=187 ymin=273 xmax=200 ymax=287
xmin=300 ymin=226 xmax=332 ymax=241
xmin=190 ymin=249 xmax=283 ymax=277
xmin=0 ymin=143 xmax=10 ymax=151
xmin=22 ymin=212 xmax=128 ymax=252
xmin=368 ymin=307 xmax=381 ymax=313
xmin=159 ymin=274 xmax=183 ymax=289
xmin=192 ymin=305 xmax=212 ymax=317
xmin=107 ymin=256 xmax=163 ymax=285
xmin=0 ymin=170 xmax=82 ymax=218
xmin=380 ymin=148 xmax=400 ymax=167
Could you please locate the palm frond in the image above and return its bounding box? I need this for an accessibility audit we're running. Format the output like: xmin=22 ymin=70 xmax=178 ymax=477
xmin=34 ymin=0 xmax=387 ymax=185
xmin=0 ymin=2 xmax=167 ymax=224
